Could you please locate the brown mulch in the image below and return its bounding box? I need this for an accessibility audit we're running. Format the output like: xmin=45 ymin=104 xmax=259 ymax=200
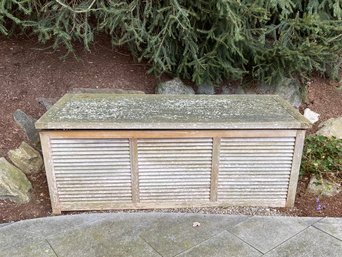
xmin=291 ymin=175 xmax=342 ymax=217
xmin=0 ymin=173 xmax=51 ymax=223
xmin=0 ymin=35 xmax=164 ymax=157
xmin=0 ymin=36 xmax=341 ymax=223
xmin=304 ymin=76 xmax=342 ymax=133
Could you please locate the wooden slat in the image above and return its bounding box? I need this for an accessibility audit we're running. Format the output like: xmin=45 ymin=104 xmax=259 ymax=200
xmin=59 ymin=199 xmax=286 ymax=211
xmin=41 ymin=129 xmax=304 ymax=212
xmin=218 ymin=136 xmax=295 ymax=204
xmin=40 ymin=130 xmax=297 ymax=139
xmin=286 ymin=130 xmax=306 ymax=207
xmin=40 ymin=133 xmax=62 ymax=214
xmin=137 ymin=138 xmax=212 ymax=202
xmin=130 ymin=138 xmax=140 ymax=203
xmin=210 ymin=138 xmax=220 ymax=202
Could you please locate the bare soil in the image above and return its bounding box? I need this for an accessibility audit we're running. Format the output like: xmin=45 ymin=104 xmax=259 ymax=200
xmin=0 ymin=36 xmax=341 ymax=223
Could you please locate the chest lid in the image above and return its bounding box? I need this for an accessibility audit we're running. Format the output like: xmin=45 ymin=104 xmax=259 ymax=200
xmin=35 ymin=93 xmax=311 ymax=130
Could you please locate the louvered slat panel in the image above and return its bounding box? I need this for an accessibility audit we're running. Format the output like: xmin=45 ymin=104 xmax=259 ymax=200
xmin=218 ymin=137 xmax=295 ymax=203
xmin=138 ymin=138 xmax=212 ymax=202
xmin=50 ymin=138 xmax=132 ymax=204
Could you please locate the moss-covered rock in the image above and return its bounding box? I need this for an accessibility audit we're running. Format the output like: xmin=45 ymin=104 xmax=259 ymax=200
xmin=316 ymin=117 xmax=342 ymax=139
xmin=0 ymin=157 xmax=32 ymax=203
xmin=8 ymin=142 xmax=43 ymax=174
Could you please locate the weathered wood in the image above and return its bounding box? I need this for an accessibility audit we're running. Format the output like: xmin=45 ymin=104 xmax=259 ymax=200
xmin=210 ymin=138 xmax=220 ymax=202
xmin=286 ymin=130 xmax=306 ymax=207
xmin=39 ymin=130 xmax=297 ymax=139
xmin=130 ymin=138 xmax=140 ymax=203
xmin=39 ymin=133 xmax=62 ymax=214
xmin=37 ymin=93 xmax=311 ymax=213
xmin=60 ymin=199 xmax=286 ymax=211
xmin=35 ymin=94 xmax=311 ymax=130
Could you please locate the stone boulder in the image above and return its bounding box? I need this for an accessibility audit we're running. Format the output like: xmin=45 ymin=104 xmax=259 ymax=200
xmin=273 ymin=77 xmax=303 ymax=108
xmin=13 ymin=109 xmax=40 ymax=147
xmin=221 ymin=77 xmax=303 ymax=108
xmin=197 ymin=82 xmax=215 ymax=95
xmin=156 ymin=78 xmax=195 ymax=94
xmin=36 ymin=97 xmax=58 ymax=111
xmin=304 ymin=108 xmax=320 ymax=124
xmin=221 ymin=85 xmax=235 ymax=94
xmin=8 ymin=142 xmax=43 ymax=174
xmin=307 ymin=176 xmax=341 ymax=197
xmin=221 ymin=81 xmax=243 ymax=94
xmin=0 ymin=157 xmax=32 ymax=203
xmin=316 ymin=117 xmax=342 ymax=139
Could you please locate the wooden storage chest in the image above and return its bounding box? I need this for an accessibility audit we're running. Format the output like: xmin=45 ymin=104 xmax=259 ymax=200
xmin=35 ymin=94 xmax=311 ymax=214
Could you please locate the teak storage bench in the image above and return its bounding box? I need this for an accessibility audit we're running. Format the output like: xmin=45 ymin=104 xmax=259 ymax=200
xmin=36 ymin=94 xmax=311 ymax=214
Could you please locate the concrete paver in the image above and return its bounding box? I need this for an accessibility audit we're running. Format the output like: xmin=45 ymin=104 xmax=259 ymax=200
xmin=313 ymin=218 xmax=342 ymax=240
xmin=46 ymin=213 xmax=164 ymax=257
xmin=139 ymin=214 xmax=247 ymax=257
xmin=228 ymin=216 xmax=320 ymax=253
xmin=264 ymin=226 xmax=342 ymax=257
xmin=0 ymin=213 xmax=112 ymax=251
xmin=177 ymin=230 xmax=262 ymax=257
xmin=0 ymin=240 xmax=57 ymax=257
xmin=0 ymin=213 xmax=341 ymax=257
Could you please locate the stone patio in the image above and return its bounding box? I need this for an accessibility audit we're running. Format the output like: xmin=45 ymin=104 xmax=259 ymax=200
xmin=0 ymin=213 xmax=341 ymax=257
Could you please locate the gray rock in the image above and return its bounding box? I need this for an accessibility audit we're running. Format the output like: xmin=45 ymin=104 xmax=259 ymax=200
xmin=155 ymin=78 xmax=195 ymax=94
xmin=274 ymin=77 xmax=303 ymax=108
xmin=0 ymin=157 xmax=32 ymax=203
xmin=304 ymin=108 xmax=320 ymax=124
xmin=316 ymin=117 xmax=342 ymax=139
xmin=307 ymin=176 xmax=341 ymax=197
xmin=221 ymin=85 xmax=235 ymax=94
xmin=197 ymin=82 xmax=215 ymax=95
xmin=236 ymin=85 xmax=246 ymax=94
xmin=8 ymin=142 xmax=43 ymax=174
xmin=70 ymin=88 xmax=145 ymax=94
xmin=245 ymin=77 xmax=303 ymax=108
xmin=36 ymin=97 xmax=58 ymax=111
xmin=13 ymin=109 xmax=40 ymax=147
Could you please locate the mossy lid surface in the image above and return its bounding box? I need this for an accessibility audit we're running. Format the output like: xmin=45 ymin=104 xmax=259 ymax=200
xmin=35 ymin=94 xmax=311 ymax=130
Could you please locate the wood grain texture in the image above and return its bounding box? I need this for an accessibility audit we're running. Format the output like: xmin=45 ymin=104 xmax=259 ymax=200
xmin=130 ymin=138 xmax=140 ymax=203
xmin=39 ymin=130 xmax=297 ymax=139
xmin=286 ymin=130 xmax=306 ymax=207
xmin=40 ymin=133 xmax=62 ymax=214
xmin=40 ymin=128 xmax=306 ymax=212
xmin=210 ymin=138 xmax=220 ymax=202
xmin=60 ymin=199 xmax=286 ymax=211
xmin=35 ymin=94 xmax=311 ymax=130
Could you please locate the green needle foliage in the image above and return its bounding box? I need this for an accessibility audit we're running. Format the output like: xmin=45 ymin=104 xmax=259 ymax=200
xmin=1 ymin=0 xmax=342 ymax=84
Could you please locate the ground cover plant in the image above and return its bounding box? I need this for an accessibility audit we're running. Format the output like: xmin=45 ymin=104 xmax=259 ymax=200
xmin=301 ymin=135 xmax=342 ymax=180
xmin=1 ymin=0 xmax=341 ymax=84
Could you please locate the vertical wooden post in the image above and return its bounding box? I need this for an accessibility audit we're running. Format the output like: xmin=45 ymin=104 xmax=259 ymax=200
xmin=286 ymin=130 xmax=306 ymax=207
xmin=40 ymin=132 xmax=62 ymax=214
xmin=130 ymin=138 xmax=140 ymax=203
xmin=210 ymin=137 xmax=221 ymax=202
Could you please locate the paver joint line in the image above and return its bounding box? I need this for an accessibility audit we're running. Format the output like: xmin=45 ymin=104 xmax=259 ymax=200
xmin=172 ymin=230 xmax=226 ymax=257
xmin=261 ymin=222 xmax=332 ymax=256
xmin=138 ymin=235 xmax=164 ymax=257
xmin=45 ymin=239 xmax=59 ymax=257
xmin=224 ymin=228 xmax=264 ymax=255
xmin=312 ymin=225 xmax=342 ymax=242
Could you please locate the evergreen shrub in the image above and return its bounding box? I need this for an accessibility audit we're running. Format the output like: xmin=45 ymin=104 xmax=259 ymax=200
xmin=1 ymin=0 xmax=341 ymax=84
